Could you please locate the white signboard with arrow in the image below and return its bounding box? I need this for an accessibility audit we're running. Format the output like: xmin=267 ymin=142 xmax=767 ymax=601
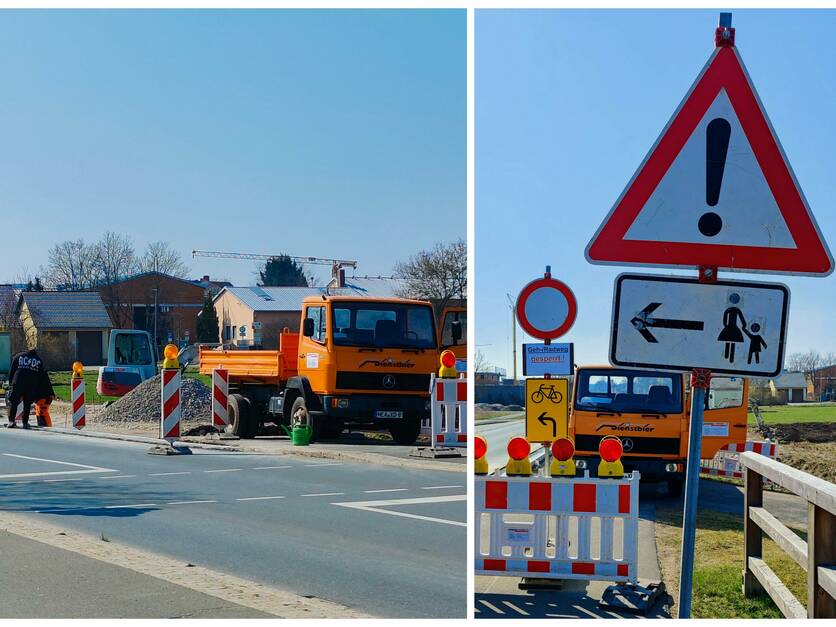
xmin=611 ymin=273 xmax=789 ymax=377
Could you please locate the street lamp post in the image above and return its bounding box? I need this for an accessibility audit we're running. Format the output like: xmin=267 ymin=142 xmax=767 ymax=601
xmin=152 ymin=287 xmax=158 ymax=360
xmin=506 ymin=293 xmax=517 ymax=384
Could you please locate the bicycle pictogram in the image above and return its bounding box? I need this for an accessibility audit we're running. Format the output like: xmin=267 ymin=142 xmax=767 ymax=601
xmin=530 ymin=383 xmax=563 ymax=404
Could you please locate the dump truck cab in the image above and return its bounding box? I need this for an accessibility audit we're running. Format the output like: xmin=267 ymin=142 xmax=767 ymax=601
xmin=568 ymin=365 xmax=748 ymax=496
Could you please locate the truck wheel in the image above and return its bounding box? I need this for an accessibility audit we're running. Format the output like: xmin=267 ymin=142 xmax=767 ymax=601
xmin=229 ymin=394 xmax=258 ymax=439
xmin=667 ymin=479 xmax=683 ymax=499
xmin=389 ymin=419 xmax=421 ymax=446
xmin=291 ymin=397 xmax=325 ymax=443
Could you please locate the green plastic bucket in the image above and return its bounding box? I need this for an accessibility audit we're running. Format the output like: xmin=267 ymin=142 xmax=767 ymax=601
xmin=291 ymin=425 xmax=312 ymax=446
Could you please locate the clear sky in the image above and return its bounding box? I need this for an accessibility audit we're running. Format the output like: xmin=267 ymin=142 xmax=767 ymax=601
xmin=0 ymin=9 xmax=465 ymax=286
xmin=476 ymin=9 xmax=836 ymax=376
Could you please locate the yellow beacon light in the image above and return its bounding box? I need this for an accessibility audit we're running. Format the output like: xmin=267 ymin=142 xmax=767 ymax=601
xmin=162 ymin=343 xmax=180 ymax=369
xmin=71 ymin=361 xmax=84 ymax=379
xmin=439 ymin=350 xmax=458 ymax=378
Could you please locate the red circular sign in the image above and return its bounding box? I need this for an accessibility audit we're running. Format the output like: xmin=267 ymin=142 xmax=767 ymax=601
xmin=599 ymin=436 xmax=623 ymax=463
xmin=551 ymin=437 xmax=575 ymax=461
xmin=515 ymin=277 xmax=577 ymax=340
xmin=474 ymin=436 xmax=487 ymax=460
xmin=507 ymin=437 xmax=530 ymax=461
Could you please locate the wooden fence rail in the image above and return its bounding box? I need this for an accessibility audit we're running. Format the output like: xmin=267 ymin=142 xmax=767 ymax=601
xmin=741 ymin=451 xmax=836 ymax=618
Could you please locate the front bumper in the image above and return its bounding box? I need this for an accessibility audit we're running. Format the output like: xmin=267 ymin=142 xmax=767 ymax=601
xmin=575 ymin=456 xmax=684 ymax=482
xmin=319 ymin=394 xmax=429 ymax=422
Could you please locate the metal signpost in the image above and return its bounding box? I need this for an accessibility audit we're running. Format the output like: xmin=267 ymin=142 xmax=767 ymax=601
xmin=586 ymin=14 xmax=833 ymax=618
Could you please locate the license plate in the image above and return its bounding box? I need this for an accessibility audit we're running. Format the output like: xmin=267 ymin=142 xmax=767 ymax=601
xmin=375 ymin=411 xmax=403 ymax=419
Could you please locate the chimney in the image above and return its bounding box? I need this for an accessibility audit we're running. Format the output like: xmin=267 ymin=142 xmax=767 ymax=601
xmin=202 ymin=275 xmax=210 ymax=282
xmin=339 ymin=269 xmax=346 ymax=288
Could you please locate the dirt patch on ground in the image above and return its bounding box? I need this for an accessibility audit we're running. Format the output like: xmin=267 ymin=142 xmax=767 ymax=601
xmin=765 ymin=421 xmax=836 ymax=443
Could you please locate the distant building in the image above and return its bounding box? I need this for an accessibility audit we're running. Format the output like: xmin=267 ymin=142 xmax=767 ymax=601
xmin=809 ymin=364 xmax=836 ymax=401
xmin=769 ymin=371 xmax=808 ymax=403
xmin=16 ymin=291 xmax=112 ymax=369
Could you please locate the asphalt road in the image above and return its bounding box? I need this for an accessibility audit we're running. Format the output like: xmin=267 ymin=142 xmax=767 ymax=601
xmin=0 ymin=428 xmax=466 ymax=618
xmin=476 ymin=415 xmax=529 ymax=472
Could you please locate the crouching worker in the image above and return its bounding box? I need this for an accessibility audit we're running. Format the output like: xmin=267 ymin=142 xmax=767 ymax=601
xmin=6 ymin=348 xmax=53 ymax=429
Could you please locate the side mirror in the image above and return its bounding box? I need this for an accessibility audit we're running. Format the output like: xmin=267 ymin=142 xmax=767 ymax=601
xmin=451 ymin=320 xmax=463 ymax=344
xmin=302 ymin=318 xmax=315 ymax=338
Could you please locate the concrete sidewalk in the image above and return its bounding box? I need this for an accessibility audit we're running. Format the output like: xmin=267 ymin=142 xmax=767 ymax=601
xmin=0 ymin=531 xmax=271 ymax=618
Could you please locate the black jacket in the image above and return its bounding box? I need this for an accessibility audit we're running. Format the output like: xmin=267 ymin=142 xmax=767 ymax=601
xmin=9 ymin=349 xmax=54 ymax=399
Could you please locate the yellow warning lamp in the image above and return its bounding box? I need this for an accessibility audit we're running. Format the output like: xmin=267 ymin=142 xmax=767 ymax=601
xmin=505 ymin=436 xmax=532 ymax=477
xmin=550 ymin=437 xmax=576 ymax=477
xmin=475 ymin=435 xmax=489 ymax=475
xmin=162 ymin=343 xmax=180 ymax=369
xmin=71 ymin=361 xmax=84 ymax=380
xmin=438 ymin=350 xmax=458 ymax=378
xmin=597 ymin=436 xmax=625 ymax=478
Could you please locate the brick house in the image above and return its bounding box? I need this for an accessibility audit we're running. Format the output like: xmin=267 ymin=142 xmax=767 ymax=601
xmin=17 ymin=291 xmax=112 ymax=369
xmin=810 ymin=364 xmax=836 ymax=401
xmin=98 ymin=271 xmax=211 ymax=349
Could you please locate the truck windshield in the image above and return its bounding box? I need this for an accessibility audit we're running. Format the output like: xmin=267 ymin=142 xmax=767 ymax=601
xmin=575 ymin=369 xmax=682 ymax=414
xmin=332 ymin=303 xmax=437 ymax=349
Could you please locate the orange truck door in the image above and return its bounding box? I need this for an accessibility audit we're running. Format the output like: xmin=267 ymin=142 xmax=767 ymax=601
xmin=692 ymin=376 xmax=749 ymax=459
xmin=297 ymin=304 xmax=331 ymax=392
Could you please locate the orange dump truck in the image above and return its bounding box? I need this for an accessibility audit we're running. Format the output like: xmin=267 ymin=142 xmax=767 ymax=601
xmin=568 ymin=365 xmax=748 ymax=496
xmin=200 ymin=295 xmax=444 ymax=444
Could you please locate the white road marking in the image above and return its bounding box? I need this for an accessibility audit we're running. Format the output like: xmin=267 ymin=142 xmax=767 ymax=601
xmin=98 ymin=475 xmax=137 ymax=480
xmin=301 ymin=492 xmax=345 ymax=497
xmin=252 ymin=466 xmax=292 ymax=470
xmin=43 ymin=478 xmax=84 ymax=483
xmin=304 ymin=462 xmax=343 ymax=467
xmin=420 ymin=485 xmax=463 ymax=490
xmin=168 ymin=500 xmax=218 ymax=505
xmin=149 ymin=472 xmax=191 ymax=477
xmin=103 ymin=503 xmax=158 ymax=509
xmin=363 ymin=488 xmax=408 ymax=494
xmin=236 ymin=495 xmax=286 ymax=502
xmin=0 ymin=453 xmax=117 ymax=480
xmin=502 ymin=601 xmax=530 ymax=616
xmin=574 ymin=604 xmax=604 ymax=619
xmin=203 ymin=468 xmax=242 ymax=473
xmin=334 ymin=494 xmax=466 ymax=527
xmin=478 ymin=600 xmax=505 ymax=615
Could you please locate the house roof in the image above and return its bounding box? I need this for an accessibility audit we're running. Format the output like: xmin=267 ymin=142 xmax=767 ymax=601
xmin=217 ymin=278 xmax=406 ymax=313
xmin=19 ymin=291 xmax=113 ymax=329
xmin=771 ymin=371 xmax=807 ymax=389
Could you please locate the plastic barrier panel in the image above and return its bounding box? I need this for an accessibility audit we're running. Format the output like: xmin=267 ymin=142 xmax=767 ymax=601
xmin=71 ymin=378 xmax=86 ymax=429
xmin=475 ymin=473 xmax=640 ymax=583
xmin=212 ymin=368 xmax=229 ymax=429
xmin=430 ymin=375 xmax=467 ymax=448
xmin=700 ymin=440 xmax=778 ymax=479
xmin=160 ymin=368 xmax=181 ymax=442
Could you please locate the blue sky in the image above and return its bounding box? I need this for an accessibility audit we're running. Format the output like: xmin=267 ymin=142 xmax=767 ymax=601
xmin=0 ymin=9 xmax=465 ymax=286
xmin=476 ymin=9 xmax=836 ymax=375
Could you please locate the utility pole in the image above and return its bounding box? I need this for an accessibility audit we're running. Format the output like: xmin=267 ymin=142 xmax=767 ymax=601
xmin=152 ymin=287 xmax=159 ymax=360
xmin=506 ymin=293 xmax=517 ymax=383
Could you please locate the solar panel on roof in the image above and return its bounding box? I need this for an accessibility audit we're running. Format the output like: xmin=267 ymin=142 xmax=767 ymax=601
xmin=249 ymin=286 xmax=274 ymax=301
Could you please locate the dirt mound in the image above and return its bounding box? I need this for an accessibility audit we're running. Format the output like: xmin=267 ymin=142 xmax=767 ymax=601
xmin=768 ymin=422 xmax=836 ymax=443
xmin=98 ymin=374 xmax=211 ymax=424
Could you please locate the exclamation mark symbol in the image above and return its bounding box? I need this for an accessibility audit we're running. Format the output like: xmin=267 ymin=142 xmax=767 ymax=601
xmin=699 ymin=117 xmax=731 ymax=237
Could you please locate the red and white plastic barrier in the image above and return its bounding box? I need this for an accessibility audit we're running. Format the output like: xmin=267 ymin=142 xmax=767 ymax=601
xmin=71 ymin=378 xmax=86 ymax=429
xmin=14 ymin=401 xmax=24 ymax=424
xmin=700 ymin=440 xmax=778 ymax=479
xmin=212 ymin=368 xmax=229 ymax=430
xmin=475 ymin=473 xmax=640 ymax=583
xmin=160 ymin=368 xmax=181 ymax=442
xmin=430 ymin=375 xmax=467 ymax=448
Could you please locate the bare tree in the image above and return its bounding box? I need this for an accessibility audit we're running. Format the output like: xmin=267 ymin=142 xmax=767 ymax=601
xmin=394 ymin=239 xmax=467 ymax=313
xmin=474 ymin=349 xmax=489 ymax=374
xmin=93 ymin=232 xmax=138 ymax=328
xmin=44 ymin=239 xmax=98 ymax=289
xmin=138 ymin=241 xmax=189 ymax=278
xmin=787 ymin=349 xmax=823 ymax=399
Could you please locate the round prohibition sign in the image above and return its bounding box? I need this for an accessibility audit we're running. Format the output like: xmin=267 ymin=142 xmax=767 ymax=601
xmin=515 ymin=276 xmax=578 ymax=340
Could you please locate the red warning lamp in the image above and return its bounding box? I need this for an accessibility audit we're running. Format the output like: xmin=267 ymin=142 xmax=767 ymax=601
xmin=507 ymin=436 xmax=530 ymax=461
xmin=475 ymin=436 xmax=487 ymax=460
xmin=551 ymin=438 xmax=575 ymax=462
xmin=599 ymin=436 xmax=623 ymax=463
xmin=440 ymin=350 xmax=456 ymax=368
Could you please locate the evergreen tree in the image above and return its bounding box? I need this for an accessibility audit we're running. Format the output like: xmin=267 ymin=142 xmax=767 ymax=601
xmin=258 ymin=255 xmax=309 ymax=287
xmin=195 ymin=293 xmax=219 ymax=343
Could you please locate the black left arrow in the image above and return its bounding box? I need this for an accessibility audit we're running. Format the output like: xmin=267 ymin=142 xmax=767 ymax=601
xmin=630 ymin=302 xmax=704 ymax=343
xmin=537 ymin=412 xmax=557 ymax=437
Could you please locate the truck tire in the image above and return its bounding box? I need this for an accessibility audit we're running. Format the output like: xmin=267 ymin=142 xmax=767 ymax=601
xmin=667 ymin=479 xmax=683 ymax=499
xmin=290 ymin=396 xmax=325 ymax=443
xmin=389 ymin=418 xmax=421 ymax=446
xmin=229 ymin=394 xmax=258 ymax=439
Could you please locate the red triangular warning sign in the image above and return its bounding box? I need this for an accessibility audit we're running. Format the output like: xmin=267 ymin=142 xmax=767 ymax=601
xmin=586 ymin=44 xmax=833 ymax=276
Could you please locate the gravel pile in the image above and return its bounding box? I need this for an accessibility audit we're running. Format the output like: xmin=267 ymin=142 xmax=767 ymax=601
xmin=98 ymin=373 xmax=212 ymax=424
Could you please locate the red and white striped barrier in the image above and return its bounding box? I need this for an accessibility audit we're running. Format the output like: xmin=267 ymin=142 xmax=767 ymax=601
xmin=475 ymin=473 xmax=640 ymax=582
xmin=700 ymin=440 xmax=778 ymax=479
xmin=71 ymin=378 xmax=86 ymax=429
xmin=14 ymin=401 xmax=24 ymax=424
xmin=430 ymin=375 xmax=467 ymax=448
xmin=212 ymin=368 xmax=229 ymax=430
xmin=160 ymin=368 xmax=181 ymax=442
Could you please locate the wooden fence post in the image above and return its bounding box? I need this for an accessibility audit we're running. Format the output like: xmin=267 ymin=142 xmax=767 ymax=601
xmin=743 ymin=466 xmax=764 ymax=597
xmin=808 ymin=503 xmax=836 ymax=618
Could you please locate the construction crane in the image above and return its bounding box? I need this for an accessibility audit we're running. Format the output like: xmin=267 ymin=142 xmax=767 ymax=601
xmin=192 ymin=250 xmax=357 ymax=272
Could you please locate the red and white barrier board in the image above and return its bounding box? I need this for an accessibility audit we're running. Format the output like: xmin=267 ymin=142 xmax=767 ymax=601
xmin=430 ymin=375 xmax=467 ymax=448
xmin=160 ymin=368 xmax=181 ymax=442
xmin=212 ymin=368 xmax=229 ymax=430
xmin=700 ymin=440 xmax=778 ymax=479
xmin=475 ymin=473 xmax=640 ymax=583
xmin=71 ymin=378 xmax=86 ymax=429
xmin=14 ymin=401 xmax=24 ymax=424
